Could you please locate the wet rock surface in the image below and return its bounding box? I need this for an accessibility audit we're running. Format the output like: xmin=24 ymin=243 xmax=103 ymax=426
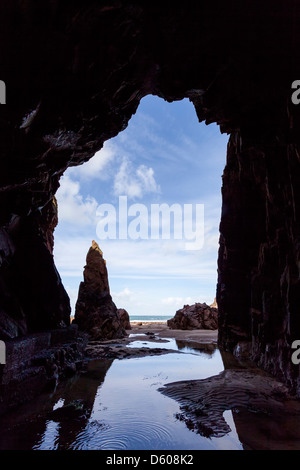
xmin=0 ymin=325 xmax=88 ymax=416
xmin=84 ymin=329 xmax=179 ymax=360
xmin=159 ymin=368 xmax=300 ymax=445
xmin=167 ymin=303 xmax=218 ymax=330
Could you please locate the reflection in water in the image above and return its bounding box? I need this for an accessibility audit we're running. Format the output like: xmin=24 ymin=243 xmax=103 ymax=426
xmin=0 ymin=338 xmax=299 ymax=450
xmin=0 ymin=358 xmax=113 ymax=450
xmin=127 ymin=336 xmax=218 ymax=357
xmin=175 ymin=340 xmax=217 ymax=356
xmin=32 ymin=349 xmax=229 ymax=450
xmin=232 ymin=404 xmax=300 ymax=450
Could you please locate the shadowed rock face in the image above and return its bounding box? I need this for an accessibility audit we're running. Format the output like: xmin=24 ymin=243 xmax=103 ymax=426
xmin=0 ymin=1 xmax=299 ymax=393
xmin=117 ymin=308 xmax=131 ymax=330
xmin=74 ymin=241 xmax=126 ymax=340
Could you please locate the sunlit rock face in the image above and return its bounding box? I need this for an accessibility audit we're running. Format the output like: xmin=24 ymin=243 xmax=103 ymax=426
xmin=0 ymin=2 xmax=299 ymax=393
xmin=74 ymin=241 xmax=126 ymax=340
xmin=167 ymin=303 xmax=218 ymax=330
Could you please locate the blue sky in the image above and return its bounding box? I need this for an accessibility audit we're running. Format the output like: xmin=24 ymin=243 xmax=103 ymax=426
xmin=53 ymin=95 xmax=228 ymax=317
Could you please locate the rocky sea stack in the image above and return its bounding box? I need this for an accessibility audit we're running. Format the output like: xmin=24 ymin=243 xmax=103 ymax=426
xmin=73 ymin=241 xmax=127 ymax=340
xmin=167 ymin=303 xmax=218 ymax=330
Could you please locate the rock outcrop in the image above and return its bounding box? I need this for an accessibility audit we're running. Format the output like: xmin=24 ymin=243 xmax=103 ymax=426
xmin=167 ymin=303 xmax=218 ymax=330
xmin=0 ymin=325 xmax=88 ymax=416
xmin=117 ymin=308 xmax=131 ymax=330
xmin=74 ymin=241 xmax=126 ymax=340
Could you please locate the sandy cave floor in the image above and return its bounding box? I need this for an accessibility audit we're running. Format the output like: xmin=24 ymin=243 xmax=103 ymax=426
xmin=83 ymin=322 xmax=300 ymax=449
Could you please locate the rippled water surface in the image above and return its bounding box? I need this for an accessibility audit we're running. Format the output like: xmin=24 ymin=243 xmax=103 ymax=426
xmin=4 ymin=334 xmax=300 ymax=450
xmin=0 ymin=337 xmax=245 ymax=450
xmin=36 ymin=347 xmax=242 ymax=450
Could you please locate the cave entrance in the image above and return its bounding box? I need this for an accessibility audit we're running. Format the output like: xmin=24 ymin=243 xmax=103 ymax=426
xmin=53 ymin=95 xmax=228 ymax=322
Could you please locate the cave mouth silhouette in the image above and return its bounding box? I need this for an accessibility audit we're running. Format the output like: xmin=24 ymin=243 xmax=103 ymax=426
xmin=0 ymin=2 xmax=299 ymax=398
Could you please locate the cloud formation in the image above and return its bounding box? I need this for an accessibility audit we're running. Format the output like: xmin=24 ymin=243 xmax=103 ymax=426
xmin=113 ymin=157 xmax=160 ymax=200
xmin=162 ymin=296 xmax=194 ymax=308
xmin=53 ymin=96 xmax=228 ymax=316
xmin=69 ymin=143 xmax=115 ymax=181
xmin=56 ymin=174 xmax=98 ymax=226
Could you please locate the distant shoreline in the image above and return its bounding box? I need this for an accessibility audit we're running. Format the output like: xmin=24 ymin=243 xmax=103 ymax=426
xmin=70 ymin=317 xmax=169 ymax=325
xmin=130 ymin=320 xmax=167 ymax=325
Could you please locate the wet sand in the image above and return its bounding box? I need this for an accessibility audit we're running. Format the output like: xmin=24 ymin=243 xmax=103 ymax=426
xmin=129 ymin=321 xmax=218 ymax=342
xmin=85 ymin=322 xmax=218 ymax=359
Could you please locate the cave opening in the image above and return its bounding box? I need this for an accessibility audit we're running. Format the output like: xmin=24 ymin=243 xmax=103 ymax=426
xmin=0 ymin=1 xmax=299 ymax=447
xmin=53 ymin=95 xmax=228 ymax=322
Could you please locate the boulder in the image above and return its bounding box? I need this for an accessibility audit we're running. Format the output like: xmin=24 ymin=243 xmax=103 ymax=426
xmin=73 ymin=241 xmax=126 ymax=340
xmin=117 ymin=308 xmax=131 ymax=330
xmin=167 ymin=303 xmax=218 ymax=330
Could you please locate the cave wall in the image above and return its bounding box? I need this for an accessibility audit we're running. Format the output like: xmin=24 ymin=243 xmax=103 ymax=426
xmin=0 ymin=1 xmax=299 ymax=392
xmin=217 ymin=132 xmax=300 ymax=394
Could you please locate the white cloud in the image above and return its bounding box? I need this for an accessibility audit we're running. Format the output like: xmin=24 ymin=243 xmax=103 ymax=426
xmin=113 ymin=157 xmax=160 ymax=200
xmin=54 ymin=235 xmax=217 ymax=282
xmin=111 ymin=287 xmax=134 ymax=302
xmin=52 ymin=97 xmax=227 ymax=317
xmin=136 ymin=165 xmax=160 ymax=193
xmin=68 ymin=142 xmax=115 ymax=181
xmin=56 ymin=174 xmax=98 ymax=226
xmin=162 ymin=296 xmax=194 ymax=308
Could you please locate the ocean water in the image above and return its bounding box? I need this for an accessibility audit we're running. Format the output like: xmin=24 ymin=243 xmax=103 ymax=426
xmin=130 ymin=315 xmax=171 ymax=322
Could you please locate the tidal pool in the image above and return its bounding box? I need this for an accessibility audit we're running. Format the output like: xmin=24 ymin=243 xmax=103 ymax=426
xmin=34 ymin=343 xmax=242 ymax=450
xmin=1 ymin=336 xmax=299 ymax=450
xmin=0 ymin=337 xmax=242 ymax=450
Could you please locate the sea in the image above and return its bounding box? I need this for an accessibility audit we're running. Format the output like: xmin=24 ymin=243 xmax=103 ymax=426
xmin=129 ymin=315 xmax=171 ymax=323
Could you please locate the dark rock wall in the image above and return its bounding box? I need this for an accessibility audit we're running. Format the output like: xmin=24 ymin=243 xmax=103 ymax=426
xmin=0 ymin=1 xmax=299 ymax=392
xmin=0 ymin=197 xmax=70 ymax=339
xmin=218 ymin=132 xmax=300 ymax=393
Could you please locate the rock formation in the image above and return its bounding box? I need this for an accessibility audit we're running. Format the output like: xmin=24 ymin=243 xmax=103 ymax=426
xmin=117 ymin=308 xmax=131 ymax=330
xmin=167 ymin=303 xmax=218 ymax=330
xmin=74 ymin=241 xmax=126 ymax=340
xmin=0 ymin=2 xmax=299 ymax=396
xmin=0 ymin=324 xmax=88 ymax=415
